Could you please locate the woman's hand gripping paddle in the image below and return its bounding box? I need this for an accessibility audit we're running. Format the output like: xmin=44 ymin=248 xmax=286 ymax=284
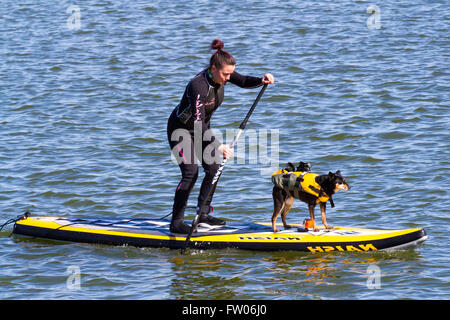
xmin=180 ymin=84 xmax=268 ymax=254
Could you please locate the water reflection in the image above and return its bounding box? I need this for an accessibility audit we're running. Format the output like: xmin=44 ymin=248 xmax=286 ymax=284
xmin=166 ymin=248 xmax=424 ymax=299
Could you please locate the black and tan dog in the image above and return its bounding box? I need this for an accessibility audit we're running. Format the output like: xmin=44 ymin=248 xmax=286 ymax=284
xmin=271 ymin=162 xmax=350 ymax=232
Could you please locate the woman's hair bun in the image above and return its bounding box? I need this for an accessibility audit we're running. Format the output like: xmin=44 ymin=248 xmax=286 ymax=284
xmin=209 ymin=39 xmax=235 ymax=68
xmin=210 ymin=39 xmax=224 ymax=51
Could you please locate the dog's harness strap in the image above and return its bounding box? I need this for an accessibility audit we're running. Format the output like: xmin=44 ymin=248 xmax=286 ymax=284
xmin=281 ymin=174 xmax=291 ymax=189
xmin=293 ymin=175 xmax=304 ymax=199
xmin=299 ymin=173 xmax=330 ymax=202
xmin=282 ymin=174 xmax=296 ymax=198
xmin=308 ymin=185 xmax=321 ymax=195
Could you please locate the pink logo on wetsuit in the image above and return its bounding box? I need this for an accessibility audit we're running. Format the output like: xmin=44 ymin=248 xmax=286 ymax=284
xmin=195 ymin=94 xmax=203 ymax=122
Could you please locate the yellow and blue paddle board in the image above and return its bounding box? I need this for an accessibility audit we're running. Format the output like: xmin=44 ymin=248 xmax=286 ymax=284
xmin=13 ymin=216 xmax=427 ymax=252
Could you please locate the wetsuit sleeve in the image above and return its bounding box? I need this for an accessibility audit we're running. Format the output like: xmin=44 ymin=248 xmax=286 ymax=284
xmin=229 ymin=71 xmax=263 ymax=88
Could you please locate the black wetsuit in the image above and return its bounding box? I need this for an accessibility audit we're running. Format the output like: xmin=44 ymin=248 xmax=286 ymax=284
xmin=167 ymin=68 xmax=262 ymax=226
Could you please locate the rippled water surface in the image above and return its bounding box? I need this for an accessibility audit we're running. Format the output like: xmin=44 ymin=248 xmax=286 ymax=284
xmin=1 ymin=0 xmax=449 ymax=300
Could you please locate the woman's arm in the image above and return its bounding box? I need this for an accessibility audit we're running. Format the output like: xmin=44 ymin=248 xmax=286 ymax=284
xmin=229 ymin=71 xmax=274 ymax=88
xmin=229 ymin=71 xmax=262 ymax=88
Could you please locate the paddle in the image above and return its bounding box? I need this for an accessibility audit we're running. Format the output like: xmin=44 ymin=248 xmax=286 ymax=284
xmin=180 ymin=83 xmax=268 ymax=254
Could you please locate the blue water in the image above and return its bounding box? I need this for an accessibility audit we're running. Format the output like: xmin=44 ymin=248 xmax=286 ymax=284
xmin=0 ymin=0 xmax=449 ymax=300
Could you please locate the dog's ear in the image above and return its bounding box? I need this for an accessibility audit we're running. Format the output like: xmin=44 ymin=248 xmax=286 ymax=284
xmin=328 ymin=171 xmax=335 ymax=178
xmin=335 ymin=170 xmax=342 ymax=177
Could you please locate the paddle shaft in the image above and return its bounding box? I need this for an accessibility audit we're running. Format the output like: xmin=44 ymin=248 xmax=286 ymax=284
xmin=180 ymin=84 xmax=268 ymax=254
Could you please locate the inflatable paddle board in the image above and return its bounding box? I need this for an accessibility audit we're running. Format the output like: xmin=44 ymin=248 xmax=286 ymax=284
xmin=13 ymin=216 xmax=427 ymax=252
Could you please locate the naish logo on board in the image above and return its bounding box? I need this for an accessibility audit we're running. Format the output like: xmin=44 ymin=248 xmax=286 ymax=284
xmin=307 ymin=244 xmax=377 ymax=252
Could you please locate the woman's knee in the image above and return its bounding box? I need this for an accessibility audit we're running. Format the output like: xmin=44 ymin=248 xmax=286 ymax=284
xmin=180 ymin=164 xmax=199 ymax=182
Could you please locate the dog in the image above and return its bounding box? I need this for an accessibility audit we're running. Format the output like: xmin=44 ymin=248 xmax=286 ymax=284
xmin=271 ymin=162 xmax=350 ymax=232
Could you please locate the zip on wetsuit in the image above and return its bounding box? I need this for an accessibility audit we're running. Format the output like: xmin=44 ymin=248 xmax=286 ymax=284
xmin=167 ymin=68 xmax=262 ymax=233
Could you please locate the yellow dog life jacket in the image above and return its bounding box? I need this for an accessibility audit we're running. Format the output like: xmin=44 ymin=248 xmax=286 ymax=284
xmin=271 ymin=169 xmax=329 ymax=202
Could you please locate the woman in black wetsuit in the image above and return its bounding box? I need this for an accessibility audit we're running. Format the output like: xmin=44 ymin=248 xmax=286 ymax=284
xmin=167 ymin=39 xmax=275 ymax=233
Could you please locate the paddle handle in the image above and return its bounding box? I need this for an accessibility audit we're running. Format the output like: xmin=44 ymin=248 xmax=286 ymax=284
xmin=180 ymin=84 xmax=268 ymax=254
